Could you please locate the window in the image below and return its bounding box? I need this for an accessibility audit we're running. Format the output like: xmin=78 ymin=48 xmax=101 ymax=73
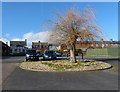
xmin=96 ymin=44 xmax=98 ymax=47
xmin=102 ymin=44 xmax=104 ymax=47
xmin=91 ymin=44 xmax=93 ymax=46
xmin=15 ymin=49 xmax=17 ymax=51
xmin=19 ymin=49 xmax=21 ymax=52
xmin=106 ymin=44 xmax=108 ymax=46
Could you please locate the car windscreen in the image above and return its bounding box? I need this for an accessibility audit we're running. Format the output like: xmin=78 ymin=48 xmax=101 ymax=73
xmin=37 ymin=51 xmax=42 ymax=54
xmin=55 ymin=51 xmax=61 ymax=53
xmin=45 ymin=51 xmax=54 ymax=54
xmin=27 ymin=50 xmax=36 ymax=54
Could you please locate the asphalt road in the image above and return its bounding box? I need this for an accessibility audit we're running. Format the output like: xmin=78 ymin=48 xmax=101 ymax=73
xmin=2 ymin=56 xmax=119 ymax=90
xmin=2 ymin=56 xmax=25 ymax=82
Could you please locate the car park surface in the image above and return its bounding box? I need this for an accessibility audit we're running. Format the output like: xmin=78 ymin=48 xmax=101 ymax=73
xmin=2 ymin=56 xmax=119 ymax=90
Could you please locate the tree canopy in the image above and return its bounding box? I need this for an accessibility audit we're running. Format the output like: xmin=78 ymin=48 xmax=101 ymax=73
xmin=49 ymin=8 xmax=103 ymax=62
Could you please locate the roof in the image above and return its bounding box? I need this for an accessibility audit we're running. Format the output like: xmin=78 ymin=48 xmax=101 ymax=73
xmin=32 ymin=41 xmax=48 ymax=45
xmin=76 ymin=41 xmax=120 ymax=44
xmin=10 ymin=41 xmax=26 ymax=46
xmin=32 ymin=42 xmax=41 ymax=45
xmin=0 ymin=41 xmax=10 ymax=47
xmin=41 ymin=42 xmax=48 ymax=45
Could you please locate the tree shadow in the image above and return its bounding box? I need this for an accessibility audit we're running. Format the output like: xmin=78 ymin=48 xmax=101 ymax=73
xmin=40 ymin=57 xmax=69 ymax=61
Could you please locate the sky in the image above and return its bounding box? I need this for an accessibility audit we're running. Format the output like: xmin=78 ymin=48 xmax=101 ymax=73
xmin=1 ymin=2 xmax=118 ymax=47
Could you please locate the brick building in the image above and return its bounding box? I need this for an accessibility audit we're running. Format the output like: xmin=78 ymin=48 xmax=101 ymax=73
xmin=31 ymin=39 xmax=119 ymax=51
xmin=56 ymin=39 xmax=120 ymax=50
xmin=76 ymin=39 xmax=119 ymax=49
xmin=32 ymin=41 xmax=49 ymax=50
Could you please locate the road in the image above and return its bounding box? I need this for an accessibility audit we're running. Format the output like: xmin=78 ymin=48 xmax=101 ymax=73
xmin=2 ymin=56 xmax=25 ymax=82
xmin=2 ymin=56 xmax=119 ymax=90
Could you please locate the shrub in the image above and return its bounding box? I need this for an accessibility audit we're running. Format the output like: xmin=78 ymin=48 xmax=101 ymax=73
xmin=88 ymin=46 xmax=94 ymax=49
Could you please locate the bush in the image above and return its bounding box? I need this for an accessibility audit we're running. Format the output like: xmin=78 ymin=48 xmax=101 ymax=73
xmin=75 ymin=49 xmax=82 ymax=52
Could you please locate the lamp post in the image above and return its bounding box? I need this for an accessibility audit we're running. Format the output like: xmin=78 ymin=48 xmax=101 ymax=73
xmin=81 ymin=48 xmax=87 ymax=59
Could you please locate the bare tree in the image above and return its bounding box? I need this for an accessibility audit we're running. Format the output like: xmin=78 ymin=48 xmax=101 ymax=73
xmin=49 ymin=8 xmax=103 ymax=63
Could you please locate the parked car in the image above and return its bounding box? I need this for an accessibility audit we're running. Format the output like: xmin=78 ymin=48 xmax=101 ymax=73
xmin=54 ymin=51 xmax=62 ymax=57
xmin=43 ymin=50 xmax=57 ymax=60
xmin=36 ymin=51 xmax=43 ymax=57
xmin=26 ymin=49 xmax=39 ymax=61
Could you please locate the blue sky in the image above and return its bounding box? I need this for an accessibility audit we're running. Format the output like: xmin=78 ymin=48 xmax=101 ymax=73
xmin=2 ymin=2 xmax=118 ymax=44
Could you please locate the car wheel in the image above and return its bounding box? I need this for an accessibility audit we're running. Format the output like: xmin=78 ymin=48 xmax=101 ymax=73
xmin=43 ymin=57 xmax=45 ymax=60
xmin=36 ymin=58 xmax=39 ymax=61
xmin=26 ymin=58 xmax=28 ymax=61
xmin=54 ymin=57 xmax=56 ymax=59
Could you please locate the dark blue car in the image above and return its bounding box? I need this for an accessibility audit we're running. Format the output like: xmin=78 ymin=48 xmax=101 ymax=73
xmin=43 ymin=50 xmax=57 ymax=60
xmin=54 ymin=51 xmax=62 ymax=57
xmin=26 ymin=49 xmax=39 ymax=61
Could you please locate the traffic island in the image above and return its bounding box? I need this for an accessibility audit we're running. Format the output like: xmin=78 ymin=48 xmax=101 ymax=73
xmin=19 ymin=59 xmax=112 ymax=72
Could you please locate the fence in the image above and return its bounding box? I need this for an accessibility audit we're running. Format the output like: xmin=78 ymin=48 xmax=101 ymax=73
xmin=87 ymin=47 xmax=119 ymax=57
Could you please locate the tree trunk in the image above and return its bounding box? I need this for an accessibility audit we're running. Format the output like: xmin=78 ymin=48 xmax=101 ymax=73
xmin=70 ymin=44 xmax=77 ymax=63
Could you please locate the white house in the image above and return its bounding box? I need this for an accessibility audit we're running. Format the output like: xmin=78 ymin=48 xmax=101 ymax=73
xmin=10 ymin=39 xmax=27 ymax=55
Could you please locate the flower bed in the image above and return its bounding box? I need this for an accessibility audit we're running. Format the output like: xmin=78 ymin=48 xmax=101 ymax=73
xmin=19 ymin=59 xmax=112 ymax=72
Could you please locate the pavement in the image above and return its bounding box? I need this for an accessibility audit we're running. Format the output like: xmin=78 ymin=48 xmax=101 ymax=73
xmin=1 ymin=56 xmax=119 ymax=90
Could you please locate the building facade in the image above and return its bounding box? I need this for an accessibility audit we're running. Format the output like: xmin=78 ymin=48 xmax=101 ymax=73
xmin=32 ymin=41 xmax=49 ymax=50
xmin=56 ymin=39 xmax=120 ymax=50
xmin=10 ymin=39 xmax=27 ymax=55
xmin=76 ymin=39 xmax=119 ymax=49
xmin=32 ymin=39 xmax=119 ymax=51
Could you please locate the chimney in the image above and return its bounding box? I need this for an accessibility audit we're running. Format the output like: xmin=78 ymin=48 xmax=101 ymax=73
xmin=6 ymin=42 xmax=8 ymax=45
xmin=100 ymin=38 xmax=103 ymax=42
xmin=25 ymin=39 xmax=27 ymax=46
xmin=110 ymin=39 xmax=113 ymax=42
xmin=25 ymin=39 xmax=27 ymax=42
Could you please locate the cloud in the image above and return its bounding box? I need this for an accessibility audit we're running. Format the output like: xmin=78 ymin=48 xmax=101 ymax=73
xmin=0 ymin=31 xmax=51 ymax=48
xmin=12 ymin=31 xmax=50 ymax=47
xmin=11 ymin=38 xmax=22 ymax=41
